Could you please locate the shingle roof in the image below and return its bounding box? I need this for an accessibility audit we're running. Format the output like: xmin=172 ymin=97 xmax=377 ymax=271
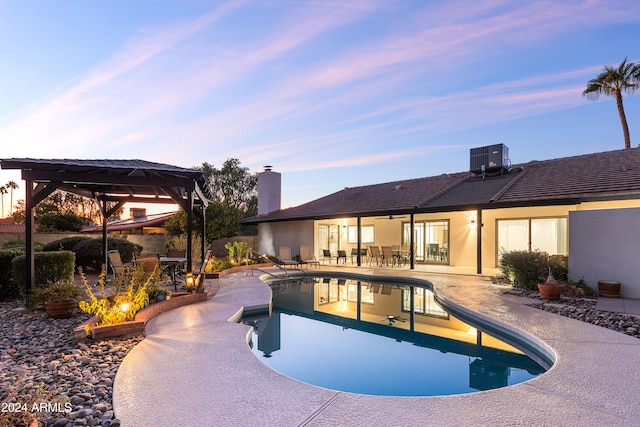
xmin=81 ymin=211 xmax=177 ymax=233
xmin=245 ymin=147 xmax=640 ymax=223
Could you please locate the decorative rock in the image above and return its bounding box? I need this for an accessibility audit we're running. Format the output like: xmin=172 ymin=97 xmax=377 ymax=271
xmin=0 ymin=300 xmax=142 ymax=426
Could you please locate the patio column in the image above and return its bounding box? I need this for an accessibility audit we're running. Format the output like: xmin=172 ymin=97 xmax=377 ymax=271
xmin=24 ymin=179 xmax=34 ymax=293
xmin=410 ymin=213 xmax=415 ymax=270
xmin=356 ymin=216 xmax=362 ymax=266
xmin=476 ymin=208 xmax=483 ymax=274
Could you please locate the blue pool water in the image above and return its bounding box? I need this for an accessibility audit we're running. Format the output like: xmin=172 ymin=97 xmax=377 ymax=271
xmin=246 ymin=276 xmax=547 ymax=396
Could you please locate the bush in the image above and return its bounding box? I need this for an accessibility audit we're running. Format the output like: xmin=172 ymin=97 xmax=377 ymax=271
xmin=42 ymin=236 xmax=92 ymax=252
xmin=499 ymin=250 xmax=549 ymax=290
xmin=12 ymin=251 xmax=76 ymax=291
xmin=25 ymin=281 xmax=80 ymax=310
xmin=548 ymin=255 xmax=568 ymax=281
xmin=0 ymin=249 xmax=24 ymax=300
xmin=72 ymin=238 xmax=142 ymax=271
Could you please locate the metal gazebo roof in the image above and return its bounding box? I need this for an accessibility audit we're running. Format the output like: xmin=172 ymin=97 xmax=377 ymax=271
xmin=0 ymin=158 xmax=210 ymax=291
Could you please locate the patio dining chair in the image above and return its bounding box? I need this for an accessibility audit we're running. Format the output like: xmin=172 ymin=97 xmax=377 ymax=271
xmin=322 ymin=249 xmax=337 ymax=264
xmin=337 ymin=250 xmax=347 ymax=264
xmin=107 ymin=250 xmax=133 ymax=279
xmin=381 ymin=246 xmax=395 ymax=266
xmin=368 ymin=246 xmax=382 ymax=266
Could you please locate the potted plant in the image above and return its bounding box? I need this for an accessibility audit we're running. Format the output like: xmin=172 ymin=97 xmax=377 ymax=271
xmin=27 ymin=282 xmax=80 ymax=319
xmin=156 ymin=289 xmax=171 ymax=301
xmin=537 ymin=268 xmax=562 ymax=301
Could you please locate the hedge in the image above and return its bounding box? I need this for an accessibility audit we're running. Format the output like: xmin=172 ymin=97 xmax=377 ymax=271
xmin=12 ymin=251 xmax=76 ymax=291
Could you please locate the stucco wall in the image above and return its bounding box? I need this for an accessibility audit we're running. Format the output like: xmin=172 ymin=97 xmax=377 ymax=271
xmin=258 ymin=220 xmax=314 ymax=259
xmin=569 ymin=207 xmax=640 ymax=298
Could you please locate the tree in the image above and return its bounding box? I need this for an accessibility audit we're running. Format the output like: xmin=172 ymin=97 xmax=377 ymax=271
xmin=167 ymin=159 xmax=258 ymax=241
xmin=5 ymin=181 xmax=18 ymax=215
xmin=583 ymin=57 xmax=639 ymax=149
xmin=202 ymin=158 xmax=257 ymax=211
xmin=0 ymin=185 xmax=6 ymax=218
xmin=10 ymin=189 xmax=123 ymax=230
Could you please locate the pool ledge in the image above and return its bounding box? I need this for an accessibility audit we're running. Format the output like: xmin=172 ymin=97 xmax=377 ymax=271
xmin=114 ymin=267 xmax=640 ymax=426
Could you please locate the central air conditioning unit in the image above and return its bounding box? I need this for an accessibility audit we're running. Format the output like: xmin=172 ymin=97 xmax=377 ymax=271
xmin=470 ymin=144 xmax=510 ymax=175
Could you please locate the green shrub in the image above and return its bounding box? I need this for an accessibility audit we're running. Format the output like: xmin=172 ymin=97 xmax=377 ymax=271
xmin=72 ymin=238 xmax=142 ymax=271
xmin=499 ymin=250 xmax=549 ymax=290
xmin=79 ymin=267 xmax=151 ymax=327
xmin=0 ymin=249 xmax=24 ymax=300
xmin=2 ymin=239 xmax=44 ymax=250
xmin=12 ymin=251 xmax=76 ymax=291
xmin=42 ymin=236 xmax=91 ymax=252
xmin=25 ymin=282 xmax=80 ymax=310
xmin=548 ymin=255 xmax=568 ymax=281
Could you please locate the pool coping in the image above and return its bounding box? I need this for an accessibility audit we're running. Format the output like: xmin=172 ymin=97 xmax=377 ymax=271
xmin=113 ymin=267 xmax=640 ymax=426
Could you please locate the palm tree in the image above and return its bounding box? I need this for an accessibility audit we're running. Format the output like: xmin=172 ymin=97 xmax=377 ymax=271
xmin=5 ymin=181 xmax=18 ymax=215
xmin=0 ymin=185 xmax=6 ymax=218
xmin=583 ymin=58 xmax=639 ymax=149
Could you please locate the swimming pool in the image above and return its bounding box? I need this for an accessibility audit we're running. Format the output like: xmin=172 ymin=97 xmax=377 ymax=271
xmin=246 ymin=274 xmax=547 ymax=396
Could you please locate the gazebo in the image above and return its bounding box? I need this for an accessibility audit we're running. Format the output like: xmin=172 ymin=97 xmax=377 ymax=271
xmin=0 ymin=158 xmax=209 ymax=292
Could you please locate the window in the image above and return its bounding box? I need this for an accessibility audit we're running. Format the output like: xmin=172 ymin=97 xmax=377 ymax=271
xmin=402 ymin=287 xmax=447 ymax=318
xmin=497 ymin=217 xmax=567 ymax=258
xmin=347 ymin=225 xmax=374 ymax=244
xmin=403 ymin=220 xmax=449 ymax=263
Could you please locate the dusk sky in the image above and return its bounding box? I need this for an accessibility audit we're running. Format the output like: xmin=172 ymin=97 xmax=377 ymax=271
xmin=1 ymin=0 xmax=639 ymax=217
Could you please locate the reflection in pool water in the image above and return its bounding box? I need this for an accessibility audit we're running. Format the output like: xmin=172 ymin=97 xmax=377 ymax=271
xmin=246 ymin=276 xmax=547 ymax=396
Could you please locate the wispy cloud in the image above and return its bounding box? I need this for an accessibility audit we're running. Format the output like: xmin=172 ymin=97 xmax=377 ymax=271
xmin=1 ymin=0 xmax=639 ymax=174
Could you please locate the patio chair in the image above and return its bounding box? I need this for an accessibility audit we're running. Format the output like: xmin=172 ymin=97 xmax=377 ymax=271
xmin=278 ymin=246 xmax=300 ymax=268
xmin=337 ymin=249 xmax=347 ymax=264
xmin=299 ymin=245 xmax=320 ymax=268
xmin=369 ymin=246 xmax=382 ymax=266
xmin=381 ymin=284 xmax=393 ymax=295
xmin=322 ymin=249 xmax=337 ymax=264
xmin=107 ymin=250 xmax=133 ymax=279
xmin=134 ymin=253 xmax=161 ymax=274
xmin=381 ymin=246 xmax=395 ymax=266
xmin=350 ymin=248 xmax=367 ymax=264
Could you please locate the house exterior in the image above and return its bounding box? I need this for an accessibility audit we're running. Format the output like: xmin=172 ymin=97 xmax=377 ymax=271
xmin=244 ymin=146 xmax=640 ymax=297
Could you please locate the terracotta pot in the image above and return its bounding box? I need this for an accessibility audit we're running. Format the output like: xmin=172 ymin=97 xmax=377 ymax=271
xmin=44 ymin=299 xmax=77 ymax=319
xmin=598 ymin=281 xmax=621 ymax=298
xmin=537 ymin=283 xmax=562 ymax=301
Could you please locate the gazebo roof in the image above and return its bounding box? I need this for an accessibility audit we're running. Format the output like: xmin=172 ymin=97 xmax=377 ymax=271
xmin=0 ymin=158 xmax=208 ymax=205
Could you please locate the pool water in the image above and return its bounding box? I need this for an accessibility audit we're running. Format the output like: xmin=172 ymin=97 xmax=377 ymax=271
xmin=246 ymin=276 xmax=546 ymax=396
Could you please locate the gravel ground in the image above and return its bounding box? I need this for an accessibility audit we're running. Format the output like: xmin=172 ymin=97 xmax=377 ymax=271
xmin=506 ymin=288 xmax=640 ymax=339
xmin=0 ymin=300 xmax=142 ymax=427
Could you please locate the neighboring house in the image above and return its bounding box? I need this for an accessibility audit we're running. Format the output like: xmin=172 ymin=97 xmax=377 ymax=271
xmin=244 ymin=146 xmax=640 ymax=297
xmin=81 ymin=209 xmax=177 ymax=235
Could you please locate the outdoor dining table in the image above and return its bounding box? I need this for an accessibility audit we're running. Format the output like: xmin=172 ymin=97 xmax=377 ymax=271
xmin=159 ymin=256 xmax=187 ymax=290
xmin=392 ymin=249 xmax=410 ymax=266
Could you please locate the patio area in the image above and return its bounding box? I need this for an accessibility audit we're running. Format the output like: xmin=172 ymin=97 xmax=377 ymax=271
xmin=113 ymin=266 xmax=640 ymax=426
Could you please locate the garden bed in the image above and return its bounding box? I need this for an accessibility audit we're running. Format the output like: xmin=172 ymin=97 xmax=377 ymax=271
xmin=74 ymin=292 xmax=208 ymax=343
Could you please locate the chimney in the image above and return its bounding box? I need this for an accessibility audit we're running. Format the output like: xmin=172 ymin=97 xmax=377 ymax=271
xmin=258 ymin=166 xmax=281 ymax=215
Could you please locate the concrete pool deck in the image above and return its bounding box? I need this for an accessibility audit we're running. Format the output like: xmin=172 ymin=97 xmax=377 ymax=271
xmin=114 ymin=267 xmax=640 ymax=426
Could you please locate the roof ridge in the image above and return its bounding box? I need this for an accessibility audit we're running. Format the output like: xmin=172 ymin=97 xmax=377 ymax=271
xmin=490 ymin=168 xmax=528 ymax=202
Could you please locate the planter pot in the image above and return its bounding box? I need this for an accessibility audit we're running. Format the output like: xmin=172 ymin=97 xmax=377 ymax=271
xmin=537 ymin=283 xmax=562 ymax=301
xmin=44 ymin=299 xmax=77 ymax=319
xmin=598 ymin=280 xmax=621 ymax=298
